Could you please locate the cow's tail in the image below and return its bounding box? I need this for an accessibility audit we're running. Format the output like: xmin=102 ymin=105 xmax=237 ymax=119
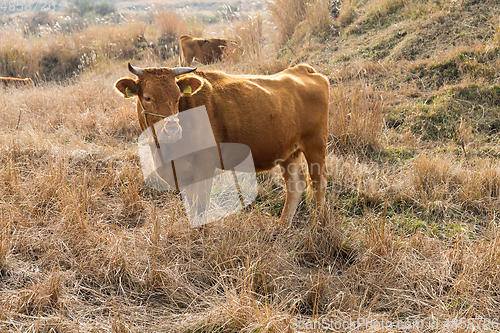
xmin=290 ymin=63 xmax=319 ymax=76
xmin=302 ymin=64 xmax=317 ymax=74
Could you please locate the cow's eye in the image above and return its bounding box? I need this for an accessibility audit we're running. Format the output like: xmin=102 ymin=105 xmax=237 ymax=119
xmin=144 ymin=96 xmax=151 ymax=102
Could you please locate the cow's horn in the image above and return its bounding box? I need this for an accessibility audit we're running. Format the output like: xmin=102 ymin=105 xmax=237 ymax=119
xmin=128 ymin=63 xmax=143 ymax=76
xmin=173 ymin=67 xmax=197 ymax=76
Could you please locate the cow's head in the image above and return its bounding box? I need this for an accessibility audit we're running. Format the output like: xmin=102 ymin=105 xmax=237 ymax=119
xmin=114 ymin=63 xmax=203 ymax=139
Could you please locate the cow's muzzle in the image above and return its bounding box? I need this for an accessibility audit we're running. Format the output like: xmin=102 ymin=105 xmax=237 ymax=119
xmin=158 ymin=114 xmax=182 ymax=143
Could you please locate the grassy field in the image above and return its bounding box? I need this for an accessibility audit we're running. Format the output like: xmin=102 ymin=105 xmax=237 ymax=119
xmin=2 ymin=0 xmax=500 ymax=331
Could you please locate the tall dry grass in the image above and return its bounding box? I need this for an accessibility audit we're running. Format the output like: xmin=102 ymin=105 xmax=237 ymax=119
xmin=301 ymin=0 xmax=333 ymax=39
xmin=369 ymin=0 xmax=406 ymax=21
xmin=223 ymin=15 xmax=264 ymax=69
xmin=410 ymin=156 xmax=500 ymax=214
xmin=220 ymin=14 xmax=290 ymax=75
xmin=268 ymin=0 xmax=333 ymax=45
xmin=329 ymin=83 xmax=384 ymax=153
xmin=153 ymin=10 xmax=205 ymax=40
xmin=0 ymin=20 xmax=145 ymax=81
xmin=337 ymin=0 xmax=358 ymax=27
xmin=267 ymin=0 xmax=307 ymax=45
xmin=153 ymin=10 xmax=188 ymax=38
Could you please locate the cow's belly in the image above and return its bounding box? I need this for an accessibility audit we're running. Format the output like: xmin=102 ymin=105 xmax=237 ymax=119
xmin=215 ymin=114 xmax=305 ymax=172
xmin=251 ymin=149 xmax=299 ymax=172
xmin=235 ymin=136 xmax=301 ymax=172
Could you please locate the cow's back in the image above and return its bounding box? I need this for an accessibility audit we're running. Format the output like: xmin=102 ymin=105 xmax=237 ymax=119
xmin=0 ymin=77 xmax=34 ymax=88
xmin=179 ymin=35 xmax=229 ymax=66
xmin=178 ymin=65 xmax=329 ymax=171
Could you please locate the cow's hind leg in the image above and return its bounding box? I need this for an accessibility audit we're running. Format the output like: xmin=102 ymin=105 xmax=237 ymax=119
xmin=279 ymin=153 xmax=307 ymax=227
xmin=180 ymin=50 xmax=194 ymax=67
xmin=302 ymin=145 xmax=327 ymax=222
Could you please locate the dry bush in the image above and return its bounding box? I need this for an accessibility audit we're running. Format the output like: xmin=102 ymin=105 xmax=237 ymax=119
xmin=0 ymin=20 xmax=143 ymax=81
xmin=153 ymin=10 xmax=187 ymax=39
xmin=0 ymin=26 xmax=35 ymax=78
xmin=153 ymin=10 xmax=205 ymax=40
xmin=329 ymin=83 xmax=384 ymax=153
xmin=9 ymin=272 xmax=65 ymax=315
xmin=224 ymin=14 xmax=263 ymax=64
xmin=411 ymin=155 xmax=458 ymax=205
xmin=457 ymin=164 xmax=500 ymax=213
xmin=267 ymin=0 xmax=307 ymax=45
xmin=408 ymin=156 xmax=500 ymax=214
xmin=369 ymin=0 xmax=406 ymax=21
xmin=0 ymin=71 xmax=138 ymax=139
xmin=302 ymin=0 xmax=333 ymax=39
xmin=152 ymin=11 xmax=205 ymax=61
xmin=184 ymin=17 xmax=206 ymax=37
xmin=478 ymin=167 xmax=500 ymax=199
xmin=221 ymin=14 xmax=289 ymax=75
xmin=268 ymin=0 xmax=332 ymax=45
xmin=337 ymin=0 xmax=358 ymax=27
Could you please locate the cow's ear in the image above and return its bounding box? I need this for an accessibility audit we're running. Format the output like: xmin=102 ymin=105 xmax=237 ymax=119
xmin=115 ymin=78 xmax=138 ymax=98
xmin=176 ymin=77 xmax=203 ymax=97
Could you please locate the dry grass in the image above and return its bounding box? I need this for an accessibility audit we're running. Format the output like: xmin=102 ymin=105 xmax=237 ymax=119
xmin=222 ymin=14 xmax=277 ymax=74
xmin=0 ymin=19 xmax=145 ymax=81
xmin=300 ymin=0 xmax=333 ymax=40
xmin=218 ymin=14 xmax=292 ymax=75
xmin=369 ymin=0 xmax=406 ymax=21
xmin=267 ymin=0 xmax=307 ymax=45
xmin=267 ymin=0 xmax=332 ymax=48
xmin=225 ymin=14 xmax=264 ymax=64
xmin=153 ymin=10 xmax=188 ymax=38
xmin=329 ymin=83 xmax=384 ymax=153
xmin=337 ymin=0 xmax=358 ymax=27
xmin=2 ymin=1 xmax=500 ymax=331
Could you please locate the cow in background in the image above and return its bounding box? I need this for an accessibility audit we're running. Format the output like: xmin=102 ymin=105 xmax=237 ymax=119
xmin=0 ymin=77 xmax=34 ymax=88
xmin=179 ymin=34 xmax=234 ymax=67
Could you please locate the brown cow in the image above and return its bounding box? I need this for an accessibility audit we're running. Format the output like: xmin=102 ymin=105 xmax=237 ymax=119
xmin=0 ymin=77 xmax=34 ymax=88
xmin=179 ymin=34 xmax=232 ymax=67
xmin=115 ymin=63 xmax=329 ymax=225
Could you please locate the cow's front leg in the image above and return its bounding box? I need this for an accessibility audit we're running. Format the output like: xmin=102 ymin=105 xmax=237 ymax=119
xmin=183 ymin=152 xmax=218 ymax=228
xmin=183 ymin=176 xmax=213 ymax=228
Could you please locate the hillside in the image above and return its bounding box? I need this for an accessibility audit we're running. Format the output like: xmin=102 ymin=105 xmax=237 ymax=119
xmin=1 ymin=0 xmax=500 ymax=331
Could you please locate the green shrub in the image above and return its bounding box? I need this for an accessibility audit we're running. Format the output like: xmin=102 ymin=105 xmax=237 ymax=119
xmin=67 ymin=0 xmax=115 ymax=17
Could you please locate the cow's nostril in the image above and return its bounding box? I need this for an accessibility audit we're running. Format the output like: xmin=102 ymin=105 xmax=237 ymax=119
xmin=164 ymin=122 xmax=181 ymax=133
xmin=159 ymin=122 xmax=183 ymax=143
